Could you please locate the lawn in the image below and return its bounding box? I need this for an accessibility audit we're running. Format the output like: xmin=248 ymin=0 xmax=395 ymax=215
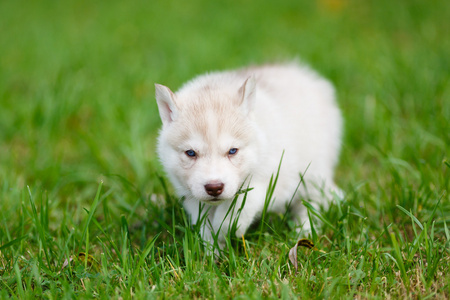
xmin=0 ymin=0 xmax=449 ymax=298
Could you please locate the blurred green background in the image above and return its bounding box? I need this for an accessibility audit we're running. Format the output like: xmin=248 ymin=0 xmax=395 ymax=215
xmin=1 ymin=0 xmax=449 ymax=216
xmin=1 ymin=0 xmax=449 ymax=297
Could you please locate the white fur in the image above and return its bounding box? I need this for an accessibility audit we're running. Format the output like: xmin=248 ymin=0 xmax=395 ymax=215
xmin=155 ymin=62 xmax=343 ymax=249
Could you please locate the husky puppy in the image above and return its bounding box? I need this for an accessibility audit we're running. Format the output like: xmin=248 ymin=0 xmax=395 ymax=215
xmin=155 ymin=62 xmax=342 ymax=249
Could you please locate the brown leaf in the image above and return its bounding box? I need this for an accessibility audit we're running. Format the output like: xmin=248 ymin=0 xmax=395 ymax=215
xmin=60 ymin=252 xmax=100 ymax=272
xmin=289 ymin=238 xmax=324 ymax=272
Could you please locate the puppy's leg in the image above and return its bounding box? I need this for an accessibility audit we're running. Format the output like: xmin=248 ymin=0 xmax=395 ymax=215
xmin=292 ymin=180 xmax=343 ymax=236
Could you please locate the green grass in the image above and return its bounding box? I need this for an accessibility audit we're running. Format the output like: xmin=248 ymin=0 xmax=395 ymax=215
xmin=1 ymin=0 xmax=449 ymax=298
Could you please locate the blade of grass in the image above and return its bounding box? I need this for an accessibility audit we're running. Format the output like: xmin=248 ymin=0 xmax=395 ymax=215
xmin=129 ymin=233 xmax=160 ymax=288
xmin=79 ymin=181 xmax=103 ymax=250
xmin=260 ymin=151 xmax=284 ymax=234
xmin=396 ymin=205 xmax=423 ymax=230
xmin=302 ymin=200 xmax=336 ymax=231
xmin=0 ymin=235 xmax=28 ymax=251
xmin=389 ymin=232 xmax=409 ymax=288
xmin=444 ymin=219 xmax=449 ymax=245
xmin=27 ymin=186 xmax=52 ymax=270
xmin=14 ymin=263 xmax=24 ymax=299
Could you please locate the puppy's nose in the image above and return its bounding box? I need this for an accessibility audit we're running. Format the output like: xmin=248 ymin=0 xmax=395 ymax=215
xmin=204 ymin=182 xmax=224 ymax=197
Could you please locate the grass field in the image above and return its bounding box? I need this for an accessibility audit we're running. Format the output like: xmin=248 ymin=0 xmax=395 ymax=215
xmin=1 ymin=0 xmax=449 ymax=298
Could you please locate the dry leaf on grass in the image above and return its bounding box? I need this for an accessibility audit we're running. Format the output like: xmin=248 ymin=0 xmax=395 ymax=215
xmin=288 ymin=238 xmax=325 ymax=272
xmin=61 ymin=252 xmax=100 ymax=272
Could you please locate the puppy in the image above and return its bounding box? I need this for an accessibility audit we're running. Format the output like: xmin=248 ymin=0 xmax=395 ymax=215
xmin=155 ymin=62 xmax=342 ymax=249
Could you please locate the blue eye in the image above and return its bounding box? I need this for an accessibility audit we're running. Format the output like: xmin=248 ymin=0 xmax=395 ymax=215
xmin=228 ymin=148 xmax=238 ymax=155
xmin=185 ymin=150 xmax=196 ymax=157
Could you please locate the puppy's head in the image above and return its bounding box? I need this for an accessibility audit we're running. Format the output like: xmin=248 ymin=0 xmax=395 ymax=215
xmin=155 ymin=77 xmax=262 ymax=204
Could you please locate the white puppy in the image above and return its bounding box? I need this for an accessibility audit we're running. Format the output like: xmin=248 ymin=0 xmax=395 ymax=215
xmin=155 ymin=62 xmax=342 ymax=249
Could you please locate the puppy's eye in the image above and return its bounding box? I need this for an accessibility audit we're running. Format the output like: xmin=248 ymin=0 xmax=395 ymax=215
xmin=228 ymin=148 xmax=238 ymax=155
xmin=185 ymin=150 xmax=196 ymax=157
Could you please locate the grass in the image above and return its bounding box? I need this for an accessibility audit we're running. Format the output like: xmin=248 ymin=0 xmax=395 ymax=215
xmin=0 ymin=0 xmax=449 ymax=298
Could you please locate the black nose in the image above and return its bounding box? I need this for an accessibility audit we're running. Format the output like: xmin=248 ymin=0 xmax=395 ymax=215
xmin=204 ymin=182 xmax=225 ymax=197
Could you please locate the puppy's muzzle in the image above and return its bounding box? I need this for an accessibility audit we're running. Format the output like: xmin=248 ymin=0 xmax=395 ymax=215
xmin=204 ymin=182 xmax=224 ymax=197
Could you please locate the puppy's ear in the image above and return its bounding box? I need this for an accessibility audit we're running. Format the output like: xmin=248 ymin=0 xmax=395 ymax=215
xmin=155 ymin=84 xmax=178 ymax=126
xmin=238 ymin=75 xmax=256 ymax=115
